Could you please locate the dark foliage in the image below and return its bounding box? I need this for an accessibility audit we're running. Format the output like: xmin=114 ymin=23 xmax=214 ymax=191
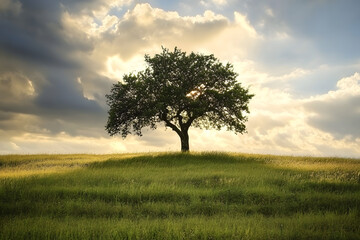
xmin=106 ymin=47 xmax=254 ymax=151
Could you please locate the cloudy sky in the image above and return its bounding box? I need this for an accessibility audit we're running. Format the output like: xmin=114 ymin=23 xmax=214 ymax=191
xmin=0 ymin=0 xmax=359 ymax=157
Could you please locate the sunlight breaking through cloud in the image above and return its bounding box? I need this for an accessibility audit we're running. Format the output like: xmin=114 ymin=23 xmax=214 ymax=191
xmin=0 ymin=0 xmax=359 ymax=157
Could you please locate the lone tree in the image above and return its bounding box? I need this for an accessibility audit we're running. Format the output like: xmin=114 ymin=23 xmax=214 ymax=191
xmin=106 ymin=47 xmax=254 ymax=152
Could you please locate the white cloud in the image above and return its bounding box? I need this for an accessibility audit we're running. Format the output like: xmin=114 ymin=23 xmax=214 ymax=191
xmin=233 ymin=59 xmax=309 ymax=87
xmin=103 ymin=54 xmax=146 ymax=81
xmin=200 ymin=0 xmax=227 ymax=7
xmin=112 ymin=3 xmax=228 ymax=52
xmin=213 ymin=0 xmax=227 ymax=5
xmin=305 ymin=72 xmax=360 ymax=101
xmin=61 ymin=0 xmax=133 ymax=38
xmin=62 ymin=9 xmax=119 ymax=37
xmin=63 ymin=3 xmax=258 ymax=85
xmin=334 ymin=72 xmax=360 ymax=96
xmin=233 ymin=12 xmax=258 ymax=38
xmin=193 ymin=12 xmax=260 ymax=61
xmin=86 ymin=0 xmax=132 ymax=20
xmin=304 ymin=72 xmax=360 ymax=139
xmin=84 ymin=3 xmax=230 ymax=83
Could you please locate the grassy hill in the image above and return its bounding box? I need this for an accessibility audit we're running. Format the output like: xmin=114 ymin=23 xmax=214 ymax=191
xmin=1 ymin=153 xmax=359 ymax=239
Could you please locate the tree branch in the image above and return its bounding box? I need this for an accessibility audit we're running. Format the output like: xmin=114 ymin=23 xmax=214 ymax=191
xmin=160 ymin=111 xmax=182 ymax=136
xmin=184 ymin=115 xmax=197 ymax=129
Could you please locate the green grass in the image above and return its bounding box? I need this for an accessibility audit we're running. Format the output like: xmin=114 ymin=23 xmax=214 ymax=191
xmin=1 ymin=152 xmax=359 ymax=239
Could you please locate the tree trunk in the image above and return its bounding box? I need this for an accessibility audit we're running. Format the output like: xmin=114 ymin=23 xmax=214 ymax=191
xmin=180 ymin=131 xmax=189 ymax=152
xmin=162 ymin=114 xmax=191 ymax=152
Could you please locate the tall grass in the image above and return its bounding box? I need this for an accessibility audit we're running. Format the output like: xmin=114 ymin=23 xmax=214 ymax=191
xmin=1 ymin=152 xmax=359 ymax=239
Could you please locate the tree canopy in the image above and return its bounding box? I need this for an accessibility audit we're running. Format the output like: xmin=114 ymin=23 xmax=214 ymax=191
xmin=106 ymin=47 xmax=254 ymax=151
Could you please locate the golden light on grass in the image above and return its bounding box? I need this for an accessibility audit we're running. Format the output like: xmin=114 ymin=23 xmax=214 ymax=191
xmin=0 ymin=154 xmax=143 ymax=179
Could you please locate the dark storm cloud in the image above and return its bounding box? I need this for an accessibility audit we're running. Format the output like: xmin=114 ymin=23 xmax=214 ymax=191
xmin=0 ymin=0 xmax=98 ymax=68
xmin=0 ymin=71 xmax=36 ymax=114
xmin=0 ymin=0 xmax=109 ymax=139
xmin=35 ymin=71 xmax=97 ymax=112
xmin=0 ymin=21 xmax=77 ymax=68
xmin=0 ymin=0 xmax=78 ymax=70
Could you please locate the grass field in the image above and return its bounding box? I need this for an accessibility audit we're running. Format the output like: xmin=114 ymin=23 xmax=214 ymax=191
xmin=1 ymin=152 xmax=359 ymax=239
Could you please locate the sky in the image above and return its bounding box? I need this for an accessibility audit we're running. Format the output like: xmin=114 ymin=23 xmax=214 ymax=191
xmin=0 ymin=0 xmax=359 ymax=157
